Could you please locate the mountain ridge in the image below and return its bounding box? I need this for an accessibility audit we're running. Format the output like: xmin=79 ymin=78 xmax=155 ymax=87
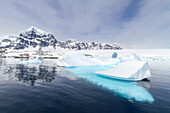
xmin=0 ymin=27 xmax=122 ymax=50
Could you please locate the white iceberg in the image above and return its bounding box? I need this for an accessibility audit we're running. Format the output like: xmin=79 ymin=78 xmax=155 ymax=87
xmin=90 ymin=56 xmax=120 ymax=65
xmin=57 ymin=51 xmax=101 ymax=67
xmin=57 ymin=52 xmax=145 ymax=67
xmin=95 ymin=61 xmax=151 ymax=81
xmin=119 ymin=53 xmax=141 ymax=62
xmin=91 ymin=53 xmax=140 ymax=65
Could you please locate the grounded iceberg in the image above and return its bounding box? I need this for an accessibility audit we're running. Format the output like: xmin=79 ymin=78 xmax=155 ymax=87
xmin=95 ymin=61 xmax=151 ymax=81
xmin=67 ymin=65 xmax=154 ymax=103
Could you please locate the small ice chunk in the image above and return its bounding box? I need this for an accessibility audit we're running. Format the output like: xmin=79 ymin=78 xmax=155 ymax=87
xmin=112 ymin=52 xmax=118 ymax=58
xmin=95 ymin=61 xmax=151 ymax=81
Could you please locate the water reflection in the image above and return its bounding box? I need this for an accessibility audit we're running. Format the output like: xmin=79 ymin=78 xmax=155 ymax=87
xmin=0 ymin=58 xmax=78 ymax=86
xmin=0 ymin=58 xmax=154 ymax=102
xmin=0 ymin=64 xmax=57 ymax=86
xmin=67 ymin=65 xmax=154 ymax=103
xmin=15 ymin=65 xmax=57 ymax=86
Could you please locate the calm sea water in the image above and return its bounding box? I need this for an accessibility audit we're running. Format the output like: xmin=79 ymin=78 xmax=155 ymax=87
xmin=0 ymin=58 xmax=169 ymax=113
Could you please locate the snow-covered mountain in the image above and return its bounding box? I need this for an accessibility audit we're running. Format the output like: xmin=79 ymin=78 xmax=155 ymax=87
xmin=0 ymin=26 xmax=122 ymax=50
xmin=0 ymin=35 xmax=18 ymax=48
xmin=57 ymin=39 xmax=122 ymax=50
xmin=14 ymin=26 xmax=57 ymax=49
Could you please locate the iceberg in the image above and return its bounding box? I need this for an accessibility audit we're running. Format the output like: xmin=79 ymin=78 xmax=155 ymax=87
xmin=57 ymin=52 xmax=146 ymax=67
xmin=95 ymin=61 xmax=151 ymax=81
xmin=90 ymin=53 xmax=141 ymax=65
xmin=119 ymin=53 xmax=141 ymax=62
xmin=67 ymin=65 xmax=154 ymax=103
xmin=57 ymin=51 xmax=101 ymax=67
xmin=57 ymin=51 xmax=120 ymax=67
xmin=90 ymin=52 xmax=120 ymax=65
xmin=112 ymin=52 xmax=118 ymax=58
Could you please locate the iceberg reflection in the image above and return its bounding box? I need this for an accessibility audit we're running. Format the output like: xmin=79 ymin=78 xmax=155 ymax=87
xmin=67 ymin=65 xmax=154 ymax=103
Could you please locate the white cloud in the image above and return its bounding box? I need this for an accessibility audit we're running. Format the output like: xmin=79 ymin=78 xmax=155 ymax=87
xmin=0 ymin=0 xmax=170 ymax=48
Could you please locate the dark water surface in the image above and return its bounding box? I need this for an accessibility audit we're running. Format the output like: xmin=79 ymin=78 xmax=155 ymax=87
xmin=0 ymin=58 xmax=169 ymax=113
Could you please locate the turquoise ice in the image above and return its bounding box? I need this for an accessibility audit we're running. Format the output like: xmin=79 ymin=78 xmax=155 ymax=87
xmin=67 ymin=65 xmax=154 ymax=103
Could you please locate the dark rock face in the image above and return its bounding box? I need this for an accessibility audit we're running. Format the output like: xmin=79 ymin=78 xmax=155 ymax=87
xmin=0 ymin=26 xmax=122 ymax=50
xmin=58 ymin=39 xmax=122 ymax=50
xmin=14 ymin=27 xmax=57 ymax=49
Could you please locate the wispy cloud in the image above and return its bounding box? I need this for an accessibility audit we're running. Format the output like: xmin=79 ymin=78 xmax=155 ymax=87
xmin=0 ymin=0 xmax=170 ymax=48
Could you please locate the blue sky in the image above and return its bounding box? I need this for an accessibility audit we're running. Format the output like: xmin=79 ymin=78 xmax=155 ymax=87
xmin=0 ymin=0 xmax=170 ymax=48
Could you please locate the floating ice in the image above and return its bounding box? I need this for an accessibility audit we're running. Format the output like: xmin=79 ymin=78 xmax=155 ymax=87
xmin=19 ymin=57 xmax=42 ymax=65
xmin=119 ymin=53 xmax=141 ymax=62
xmin=67 ymin=65 xmax=154 ymax=103
xmin=57 ymin=51 xmax=120 ymax=67
xmin=57 ymin=51 xmax=101 ymax=67
xmin=95 ymin=61 xmax=151 ymax=81
xmin=90 ymin=53 xmax=120 ymax=65
xmin=112 ymin=52 xmax=118 ymax=58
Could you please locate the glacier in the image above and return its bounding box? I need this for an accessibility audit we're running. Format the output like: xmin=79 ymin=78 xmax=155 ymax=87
xmin=67 ymin=65 xmax=154 ymax=103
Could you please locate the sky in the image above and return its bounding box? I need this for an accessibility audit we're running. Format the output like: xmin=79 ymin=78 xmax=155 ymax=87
xmin=0 ymin=0 xmax=170 ymax=48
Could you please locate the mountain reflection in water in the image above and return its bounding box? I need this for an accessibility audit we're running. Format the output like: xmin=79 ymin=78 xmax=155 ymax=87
xmin=14 ymin=65 xmax=57 ymax=86
xmin=0 ymin=58 xmax=57 ymax=86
